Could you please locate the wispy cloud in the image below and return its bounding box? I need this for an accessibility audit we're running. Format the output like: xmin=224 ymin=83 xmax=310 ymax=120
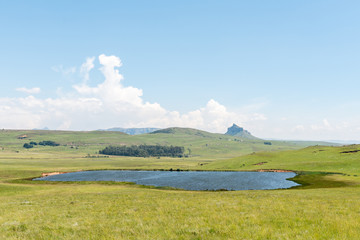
xmin=16 ymin=87 xmax=41 ymax=94
xmin=311 ymin=118 xmax=332 ymax=131
xmin=51 ymin=65 xmax=76 ymax=75
xmin=292 ymin=125 xmax=305 ymax=132
xmin=80 ymin=57 xmax=95 ymax=82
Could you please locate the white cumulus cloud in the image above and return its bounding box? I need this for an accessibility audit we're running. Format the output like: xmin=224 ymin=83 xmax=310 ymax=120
xmin=1 ymin=54 xmax=266 ymax=133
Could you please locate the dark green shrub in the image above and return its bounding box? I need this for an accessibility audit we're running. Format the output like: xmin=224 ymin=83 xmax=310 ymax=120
xmin=23 ymin=143 xmax=34 ymax=149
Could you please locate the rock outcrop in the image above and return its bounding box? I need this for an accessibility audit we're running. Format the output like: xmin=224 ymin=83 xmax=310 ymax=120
xmin=225 ymin=124 xmax=257 ymax=139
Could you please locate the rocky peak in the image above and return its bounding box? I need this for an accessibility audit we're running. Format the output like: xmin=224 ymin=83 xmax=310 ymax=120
xmin=226 ymin=124 xmax=244 ymax=135
xmin=225 ymin=124 xmax=256 ymax=139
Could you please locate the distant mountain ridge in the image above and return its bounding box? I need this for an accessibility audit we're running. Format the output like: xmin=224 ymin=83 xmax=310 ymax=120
xmin=100 ymin=125 xmax=258 ymax=138
xmin=98 ymin=127 xmax=161 ymax=135
xmin=225 ymin=124 xmax=258 ymax=139
xmin=32 ymin=127 xmax=50 ymax=130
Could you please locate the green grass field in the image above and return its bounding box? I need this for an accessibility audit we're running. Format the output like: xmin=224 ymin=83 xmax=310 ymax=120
xmin=0 ymin=129 xmax=359 ymax=239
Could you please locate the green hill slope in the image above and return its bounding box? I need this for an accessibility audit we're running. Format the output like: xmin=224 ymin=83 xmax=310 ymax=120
xmin=205 ymin=144 xmax=360 ymax=175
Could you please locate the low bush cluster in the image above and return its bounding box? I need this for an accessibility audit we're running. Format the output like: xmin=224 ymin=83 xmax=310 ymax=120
xmin=38 ymin=141 xmax=60 ymax=146
xmin=23 ymin=140 xmax=60 ymax=148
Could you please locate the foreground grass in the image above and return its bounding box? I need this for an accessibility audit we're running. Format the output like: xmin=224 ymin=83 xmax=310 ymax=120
xmin=1 ymin=183 xmax=360 ymax=239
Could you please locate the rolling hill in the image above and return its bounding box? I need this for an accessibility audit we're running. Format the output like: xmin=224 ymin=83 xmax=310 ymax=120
xmin=0 ymin=126 xmax=338 ymax=162
xmin=98 ymin=127 xmax=161 ymax=135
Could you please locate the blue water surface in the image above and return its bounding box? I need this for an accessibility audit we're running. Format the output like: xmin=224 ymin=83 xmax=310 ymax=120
xmin=34 ymin=170 xmax=299 ymax=191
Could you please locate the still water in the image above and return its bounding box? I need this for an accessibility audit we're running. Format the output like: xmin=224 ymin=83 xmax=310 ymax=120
xmin=34 ymin=170 xmax=299 ymax=190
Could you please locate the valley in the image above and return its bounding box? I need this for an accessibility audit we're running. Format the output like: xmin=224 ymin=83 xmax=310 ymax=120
xmin=0 ymin=128 xmax=359 ymax=239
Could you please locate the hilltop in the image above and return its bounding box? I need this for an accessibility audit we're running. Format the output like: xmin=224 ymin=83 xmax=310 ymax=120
xmin=98 ymin=127 xmax=161 ymax=135
xmin=151 ymin=127 xmax=219 ymax=137
xmin=225 ymin=124 xmax=258 ymax=139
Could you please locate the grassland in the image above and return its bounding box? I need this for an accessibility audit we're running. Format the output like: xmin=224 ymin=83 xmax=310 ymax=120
xmin=0 ymin=129 xmax=359 ymax=239
xmin=205 ymin=144 xmax=360 ymax=175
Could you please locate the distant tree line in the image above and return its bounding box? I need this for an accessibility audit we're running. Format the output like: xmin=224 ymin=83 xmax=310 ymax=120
xmin=23 ymin=140 xmax=60 ymax=148
xmin=99 ymin=145 xmax=185 ymax=158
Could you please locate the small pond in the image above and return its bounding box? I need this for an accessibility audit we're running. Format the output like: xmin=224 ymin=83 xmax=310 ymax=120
xmin=33 ymin=170 xmax=299 ymax=191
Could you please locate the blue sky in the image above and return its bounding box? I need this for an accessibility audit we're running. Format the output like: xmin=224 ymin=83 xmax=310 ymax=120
xmin=1 ymin=1 xmax=360 ymax=140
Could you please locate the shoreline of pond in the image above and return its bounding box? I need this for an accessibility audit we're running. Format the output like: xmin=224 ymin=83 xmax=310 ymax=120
xmin=40 ymin=168 xmax=296 ymax=178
